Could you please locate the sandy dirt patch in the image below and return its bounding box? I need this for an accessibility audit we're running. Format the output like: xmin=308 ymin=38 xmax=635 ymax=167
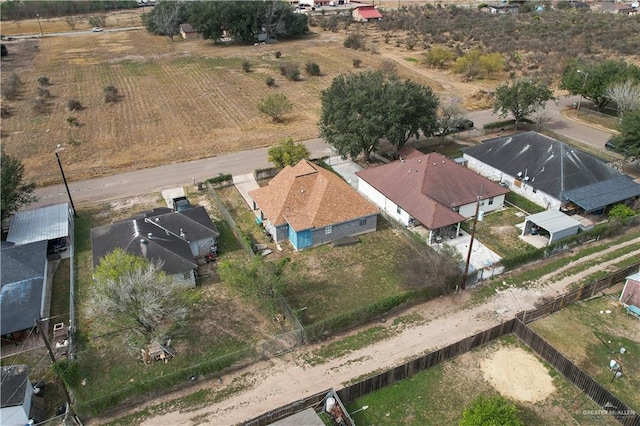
xmin=481 ymin=347 xmax=555 ymax=403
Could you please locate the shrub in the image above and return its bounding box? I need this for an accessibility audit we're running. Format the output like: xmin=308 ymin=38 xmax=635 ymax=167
xmin=2 ymin=73 xmax=21 ymax=100
xmin=424 ymin=46 xmax=456 ymax=69
xmin=279 ymin=62 xmax=300 ymax=81
xmin=104 ymin=85 xmax=119 ymax=103
xmin=265 ymin=76 xmax=276 ymax=87
xmin=608 ymin=204 xmax=636 ymax=220
xmin=274 ymin=51 xmax=282 ymax=59
xmin=242 ymin=60 xmax=252 ymax=73
xmin=381 ymin=59 xmax=397 ymax=76
xmin=67 ymin=99 xmax=83 ymax=111
xmin=37 ymin=76 xmax=51 ymax=86
xmin=257 ymin=93 xmax=293 ymax=122
xmin=305 ymin=61 xmax=321 ymax=76
xmin=344 ymin=32 xmax=365 ymax=50
xmin=352 ymin=59 xmax=362 ymax=68
xmin=67 ymin=116 xmax=80 ymax=126
xmin=0 ymin=105 xmax=10 ymax=118
xmin=461 ymin=395 xmax=523 ymax=426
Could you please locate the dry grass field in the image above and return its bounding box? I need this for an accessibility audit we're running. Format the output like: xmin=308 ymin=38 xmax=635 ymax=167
xmin=1 ymin=10 xmax=490 ymax=186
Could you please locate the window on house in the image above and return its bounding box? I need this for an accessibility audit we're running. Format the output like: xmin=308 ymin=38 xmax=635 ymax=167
xmin=325 ymin=226 xmax=333 ymax=234
xmin=183 ymin=270 xmax=191 ymax=280
xmin=359 ymin=218 xmax=367 ymax=226
xmin=453 ymin=206 xmax=460 ymax=212
xmin=533 ymin=188 xmax=537 ymax=193
xmin=488 ymin=197 xmax=494 ymax=205
xmin=396 ymin=206 xmax=402 ymax=215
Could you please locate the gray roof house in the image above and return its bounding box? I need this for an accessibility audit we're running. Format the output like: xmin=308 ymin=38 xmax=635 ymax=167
xmin=463 ymin=132 xmax=640 ymax=213
xmin=0 ymin=365 xmax=45 ymax=425
xmin=91 ymin=207 xmax=218 ymax=287
xmin=1 ymin=241 xmax=48 ymax=336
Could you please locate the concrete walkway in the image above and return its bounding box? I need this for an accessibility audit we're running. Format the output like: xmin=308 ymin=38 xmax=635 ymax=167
xmin=232 ymin=173 xmax=260 ymax=211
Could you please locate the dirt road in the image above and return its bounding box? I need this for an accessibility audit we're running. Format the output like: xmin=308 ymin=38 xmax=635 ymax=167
xmin=91 ymin=236 xmax=640 ymax=425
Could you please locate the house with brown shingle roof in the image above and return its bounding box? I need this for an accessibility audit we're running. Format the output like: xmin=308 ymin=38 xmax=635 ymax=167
xmin=356 ymin=149 xmax=509 ymax=244
xmin=248 ymin=159 xmax=378 ymax=250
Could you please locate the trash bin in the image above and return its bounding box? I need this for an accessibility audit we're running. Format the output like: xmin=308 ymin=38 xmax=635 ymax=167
xmin=572 ymin=102 xmax=578 ymax=109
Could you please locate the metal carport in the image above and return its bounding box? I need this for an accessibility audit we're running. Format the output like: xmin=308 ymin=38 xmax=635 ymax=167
xmin=522 ymin=210 xmax=582 ymax=246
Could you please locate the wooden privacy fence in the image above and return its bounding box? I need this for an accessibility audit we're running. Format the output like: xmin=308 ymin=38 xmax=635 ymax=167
xmin=337 ymin=320 xmax=516 ymax=404
xmin=517 ymin=262 xmax=640 ymax=323
xmin=513 ymin=321 xmax=640 ymax=426
xmin=243 ymin=389 xmax=330 ymax=426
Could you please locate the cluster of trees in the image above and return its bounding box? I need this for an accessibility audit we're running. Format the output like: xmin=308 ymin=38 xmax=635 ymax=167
xmin=0 ymin=1 xmax=137 ymax=21
xmin=319 ymin=70 xmax=439 ymax=161
xmin=561 ymin=59 xmax=640 ymax=157
xmin=145 ymin=0 xmax=308 ymax=43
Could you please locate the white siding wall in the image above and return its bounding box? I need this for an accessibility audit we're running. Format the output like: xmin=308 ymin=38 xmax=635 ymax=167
xmin=463 ymin=156 xmax=560 ymax=210
xmin=358 ymin=179 xmax=411 ymax=226
xmin=458 ymin=194 xmax=505 ymax=218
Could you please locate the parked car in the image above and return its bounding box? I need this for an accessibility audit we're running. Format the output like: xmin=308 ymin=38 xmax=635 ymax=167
xmin=453 ymin=119 xmax=474 ymax=130
xmin=91 ymin=27 xmax=103 ymax=32
xmin=172 ymin=196 xmax=192 ymax=212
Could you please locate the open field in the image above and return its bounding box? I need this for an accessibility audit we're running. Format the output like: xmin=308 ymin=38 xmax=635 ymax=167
xmin=531 ymin=294 xmax=640 ymax=412
xmin=0 ymin=17 xmax=490 ymax=186
xmin=346 ymin=336 xmax=620 ymax=426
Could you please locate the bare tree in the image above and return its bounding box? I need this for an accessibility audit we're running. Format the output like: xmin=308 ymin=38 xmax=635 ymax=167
xmin=437 ymin=96 xmax=466 ymax=139
xmin=85 ymin=250 xmax=188 ymax=347
xmin=149 ymin=1 xmax=183 ymax=42
xmin=261 ymin=0 xmax=287 ymax=41
xmin=605 ymin=79 xmax=640 ymax=118
xmin=405 ymin=244 xmax=463 ymax=295
xmin=63 ymin=16 xmax=79 ymax=30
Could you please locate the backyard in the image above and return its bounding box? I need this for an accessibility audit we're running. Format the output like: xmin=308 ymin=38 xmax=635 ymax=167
xmin=531 ymin=294 xmax=640 ymax=412
xmin=346 ymin=336 xmax=620 ymax=426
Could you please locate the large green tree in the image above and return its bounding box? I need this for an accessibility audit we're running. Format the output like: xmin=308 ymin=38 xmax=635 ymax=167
xmin=493 ymin=79 xmax=555 ymax=130
xmin=1 ymin=146 xmax=37 ymax=221
xmin=319 ymin=71 xmax=439 ymax=160
xmin=85 ymin=249 xmax=188 ymax=346
xmin=560 ymin=59 xmax=640 ymax=111
xmin=188 ymin=1 xmax=307 ymax=44
xmin=384 ymin=77 xmax=439 ymax=149
xmin=613 ymin=108 xmax=640 ymax=159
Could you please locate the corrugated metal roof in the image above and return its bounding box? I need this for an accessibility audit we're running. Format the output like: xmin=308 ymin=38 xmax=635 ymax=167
xmin=7 ymin=203 xmax=70 ymax=245
xmin=1 ymin=241 xmax=47 ymax=335
xmin=525 ymin=210 xmax=581 ymax=234
xmin=1 ymin=365 xmax=30 ymax=408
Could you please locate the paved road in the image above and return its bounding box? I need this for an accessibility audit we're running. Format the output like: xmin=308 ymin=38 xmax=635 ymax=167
xmin=33 ymin=139 xmax=333 ymax=209
xmin=8 ymin=26 xmax=145 ymax=39
xmin=469 ymin=95 xmax=614 ymax=148
xmin=33 ymin=97 xmax=614 ymax=209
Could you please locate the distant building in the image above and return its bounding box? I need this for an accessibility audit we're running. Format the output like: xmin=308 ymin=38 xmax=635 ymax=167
xmin=352 ymin=5 xmax=383 ymax=22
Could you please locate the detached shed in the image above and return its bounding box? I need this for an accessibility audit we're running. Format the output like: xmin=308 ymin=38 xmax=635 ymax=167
xmin=620 ymin=272 xmax=640 ymax=308
xmin=522 ymin=210 xmax=581 ymax=245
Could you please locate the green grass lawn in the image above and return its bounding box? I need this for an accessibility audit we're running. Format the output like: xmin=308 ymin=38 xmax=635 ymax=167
xmin=531 ymin=296 xmax=640 ymax=412
xmin=71 ymin=197 xmax=275 ymax=416
xmin=345 ymin=337 xmax=620 ymax=426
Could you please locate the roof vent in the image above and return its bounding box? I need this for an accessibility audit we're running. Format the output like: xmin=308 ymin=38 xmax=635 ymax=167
xmin=180 ymin=228 xmax=185 ymax=238
xmin=148 ymin=233 xmax=153 ymax=239
xmin=408 ymin=168 xmax=412 ymax=173
xmin=140 ymin=238 xmax=147 ymax=244
xmin=417 ymin=159 xmax=421 ymax=163
xmin=433 ymin=163 xmax=437 ymax=166
xmin=155 ymin=218 xmax=159 ymax=222
xmin=442 ymin=160 xmax=445 ymax=164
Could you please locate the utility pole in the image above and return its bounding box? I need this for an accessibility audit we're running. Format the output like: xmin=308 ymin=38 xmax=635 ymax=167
xmin=460 ymin=195 xmax=481 ymax=291
xmin=36 ymin=13 xmax=44 ymax=37
xmin=55 ymin=149 xmax=77 ymax=218
xmin=37 ymin=319 xmax=74 ymax=419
